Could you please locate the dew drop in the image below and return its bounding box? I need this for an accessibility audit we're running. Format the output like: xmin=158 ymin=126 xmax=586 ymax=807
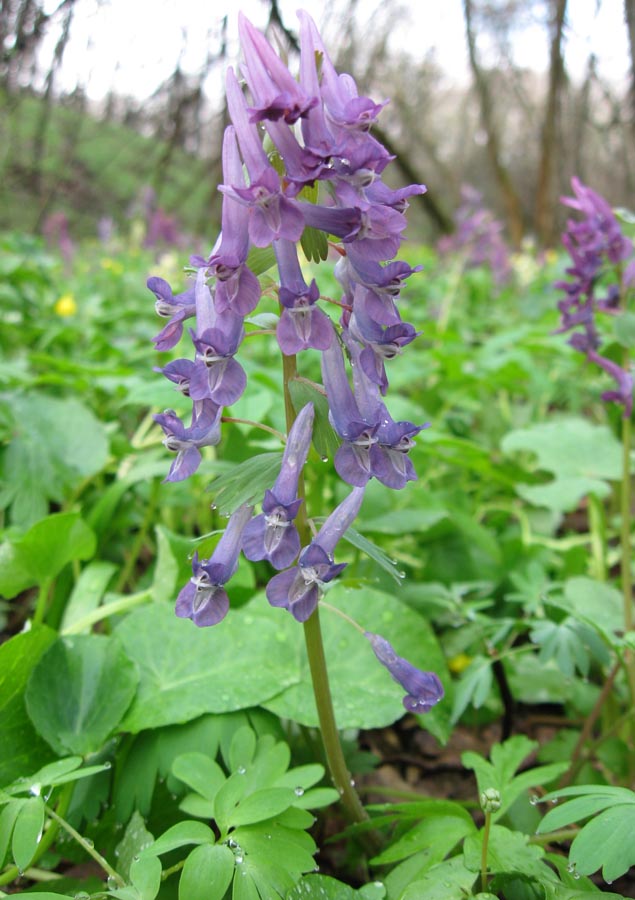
xmin=529 ymin=794 xmax=540 ymax=806
xmin=227 ymin=838 xmax=239 ymax=849
xmin=550 ymin=798 xmax=558 ymax=805
xmin=350 ymin=778 xmax=356 ymax=787
xmin=320 ymin=456 xmax=329 ymax=462
xmin=294 ymin=786 xmax=305 ymax=796
xmin=567 ymin=863 xmax=576 ymax=874
xmin=573 ymin=873 xmax=580 ymax=880
xmin=103 ymin=761 xmax=112 ymax=770
xmin=211 ymin=503 xmax=217 ymax=510
xmin=84 ymin=838 xmax=94 ymax=849
xmin=29 ymin=783 xmax=41 ymax=796
xmin=235 ymin=854 xmax=244 ymax=864
xmin=237 ymin=766 xmax=247 ymax=775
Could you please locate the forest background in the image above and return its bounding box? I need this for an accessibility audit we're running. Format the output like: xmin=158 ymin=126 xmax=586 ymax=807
xmin=1 ymin=0 xmax=634 ymax=250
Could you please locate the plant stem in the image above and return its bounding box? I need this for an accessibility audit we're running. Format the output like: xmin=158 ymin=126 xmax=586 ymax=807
xmin=559 ymin=661 xmax=619 ymax=788
xmin=282 ymin=352 xmax=368 ymax=826
xmin=32 ymin=577 xmax=52 ymax=627
xmin=528 ymin=827 xmax=579 ymax=846
xmin=620 ymin=402 xmax=635 ymax=778
xmin=62 ymin=588 xmax=152 ymax=634
xmin=587 ymin=492 xmax=607 ymax=582
xmin=44 ymin=804 xmax=125 ymax=888
xmin=480 ymin=810 xmax=492 ymax=893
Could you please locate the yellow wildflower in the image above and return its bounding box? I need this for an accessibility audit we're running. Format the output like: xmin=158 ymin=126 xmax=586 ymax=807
xmin=54 ymin=293 xmax=77 ymax=317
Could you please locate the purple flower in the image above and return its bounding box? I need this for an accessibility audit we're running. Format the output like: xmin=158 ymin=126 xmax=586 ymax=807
xmin=223 ymin=68 xmax=305 ymax=247
xmin=239 ymin=13 xmax=318 ymax=125
xmin=243 ymin=402 xmax=315 ymax=569
xmin=154 ymin=399 xmax=222 ymax=482
xmin=266 ymin=487 xmax=365 ymax=621
xmin=176 ymin=504 xmax=253 ymax=626
xmin=274 ymin=240 xmax=334 ymax=354
xmin=148 ymin=276 xmax=197 ymax=351
xmin=556 ymin=178 xmax=635 ymax=417
xmin=186 ymin=270 xmax=246 ymax=406
xmin=192 ymin=127 xmax=260 ymax=316
xmin=348 ymin=293 xmax=419 ymax=394
xmin=365 ymin=632 xmax=444 ymax=713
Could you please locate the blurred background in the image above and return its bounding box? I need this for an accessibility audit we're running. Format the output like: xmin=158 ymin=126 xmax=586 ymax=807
xmin=1 ymin=0 xmax=633 ymax=248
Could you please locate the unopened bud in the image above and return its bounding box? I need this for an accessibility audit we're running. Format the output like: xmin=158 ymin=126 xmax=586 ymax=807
xmin=480 ymin=788 xmax=501 ymax=813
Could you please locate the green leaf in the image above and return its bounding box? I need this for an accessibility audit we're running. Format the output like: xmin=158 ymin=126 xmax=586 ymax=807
xmin=300 ymin=226 xmax=329 ymax=263
xmin=214 ymin=773 xmax=249 ymax=833
xmin=569 ymin=805 xmax=635 ymax=883
xmin=0 ymin=627 xmax=57 ymax=785
xmin=60 ymin=560 xmax=117 ymax=632
xmin=0 ymin=393 xmax=109 ymax=528
xmin=501 ymin=418 xmax=622 ymax=512
xmin=288 ymin=874 xmax=386 ymax=899
xmin=143 ymin=821 xmax=216 ymax=857
xmin=287 ymin=378 xmax=340 ymax=463
xmin=25 ymin=634 xmax=138 ymax=755
xmin=115 ymin=604 xmax=298 ymax=732
xmin=263 ymin=585 xmax=451 ymax=737
xmin=400 ymin=857 xmax=477 ymax=900
xmin=130 ymin=854 xmax=162 ymax=900
xmin=115 ymin=811 xmax=155 ymax=882
xmin=231 ymin=788 xmax=296 ymax=826
xmin=0 ymin=511 xmax=96 ymax=597
xmin=0 ymin=800 xmax=22 ymax=867
xmin=229 ymin=725 xmax=257 ymax=773
xmin=247 ymin=245 xmax=277 ymax=277
xmin=11 ymin=795 xmax=44 ymax=871
xmin=614 ymin=311 xmax=635 ymax=349
xmin=451 ymin=656 xmax=493 ymax=722
xmin=207 ymin=452 xmax=283 ymax=515
xmin=370 ymin=812 xmax=475 ymax=866
xmin=179 ymin=843 xmax=235 ymax=900
xmin=172 ymin=752 xmax=226 ymax=802
xmin=463 ymin=825 xmax=546 ymax=879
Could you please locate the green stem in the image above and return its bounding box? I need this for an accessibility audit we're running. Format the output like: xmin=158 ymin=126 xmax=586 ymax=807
xmin=44 ymin=804 xmax=125 ymax=888
xmin=221 ymin=417 xmax=286 ymax=442
xmin=282 ymin=353 xmax=368 ymax=826
xmin=62 ymin=588 xmax=152 ymax=634
xmin=116 ymin=478 xmax=160 ymax=592
xmin=528 ymin=827 xmax=579 ymax=846
xmin=620 ymin=404 xmax=635 ymax=778
xmin=32 ymin=578 xmax=52 ymax=627
xmin=588 ymin=493 xmax=607 ymax=582
xmin=481 ymin=810 xmax=492 ymax=893
xmin=0 ymin=783 xmax=74 ymax=887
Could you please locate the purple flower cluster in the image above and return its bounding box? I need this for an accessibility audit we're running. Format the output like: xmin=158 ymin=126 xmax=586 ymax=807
xmin=555 ymin=177 xmax=635 ymax=417
xmin=148 ymin=12 xmax=442 ymax=714
xmin=438 ymin=185 xmax=511 ymax=286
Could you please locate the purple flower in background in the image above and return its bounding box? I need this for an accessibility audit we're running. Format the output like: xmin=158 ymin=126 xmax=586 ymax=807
xmin=266 ymin=486 xmax=365 ymax=621
xmin=148 ymin=276 xmax=197 ymax=351
xmin=243 ymin=402 xmax=315 ymax=569
xmin=154 ymin=399 xmax=222 ymax=482
xmin=438 ymin=185 xmax=511 ymax=286
xmin=365 ymin=632 xmax=444 ymax=713
xmin=556 ymin=178 xmax=635 ymax=417
xmin=274 ymin=240 xmax=333 ymax=354
xmin=176 ymin=504 xmax=253 ymax=626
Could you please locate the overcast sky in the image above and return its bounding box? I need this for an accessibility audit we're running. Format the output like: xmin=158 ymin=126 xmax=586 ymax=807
xmin=49 ymin=0 xmax=629 ymax=103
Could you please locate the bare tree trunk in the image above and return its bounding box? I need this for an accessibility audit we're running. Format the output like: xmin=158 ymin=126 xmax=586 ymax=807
xmin=32 ymin=0 xmax=75 ymax=208
xmin=626 ymin=0 xmax=635 ymax=143
xmin=372 ymin=124 xmax=454 ymax=234
xmin=535 ymin=0 xmax=567 ymax=247
xmin=462 ymin=0 xmax=524 ymax=246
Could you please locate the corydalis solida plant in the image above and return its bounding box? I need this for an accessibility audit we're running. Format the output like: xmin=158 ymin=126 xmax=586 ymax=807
xmin=148 ymin=10 xmax=443 ymax=815
xmin=555 ymin=177 xmax=635 ymax=416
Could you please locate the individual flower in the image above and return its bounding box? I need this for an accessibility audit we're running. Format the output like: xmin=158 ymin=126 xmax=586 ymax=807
xmin=242 ymin=402 xmax=315 ymax=569
xmin=274 ymin=240 xmax=333 ymax=355
xmin=266 ymin=486 xmax=365 ymax=622
xmin=148 ymin=276 xmax=197 ymax=351
xmin=153 ymin=399 xmax=222 ymax=482
xmin=176 ymin=504 xmax=253 ymax=626
xmin=238 ymin=12 xmax=318 ymax=125
xmin=222 ymin=68 xmax=305 ymax=247
xmin=364 ymin=632 xmax=444 ymax=713
xmin=192 ymin=126 xmax=260 ymax=316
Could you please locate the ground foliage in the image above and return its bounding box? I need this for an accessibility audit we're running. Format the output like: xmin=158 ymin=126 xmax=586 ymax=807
xmin=1 ymin=228 xmax=635 ymax=898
